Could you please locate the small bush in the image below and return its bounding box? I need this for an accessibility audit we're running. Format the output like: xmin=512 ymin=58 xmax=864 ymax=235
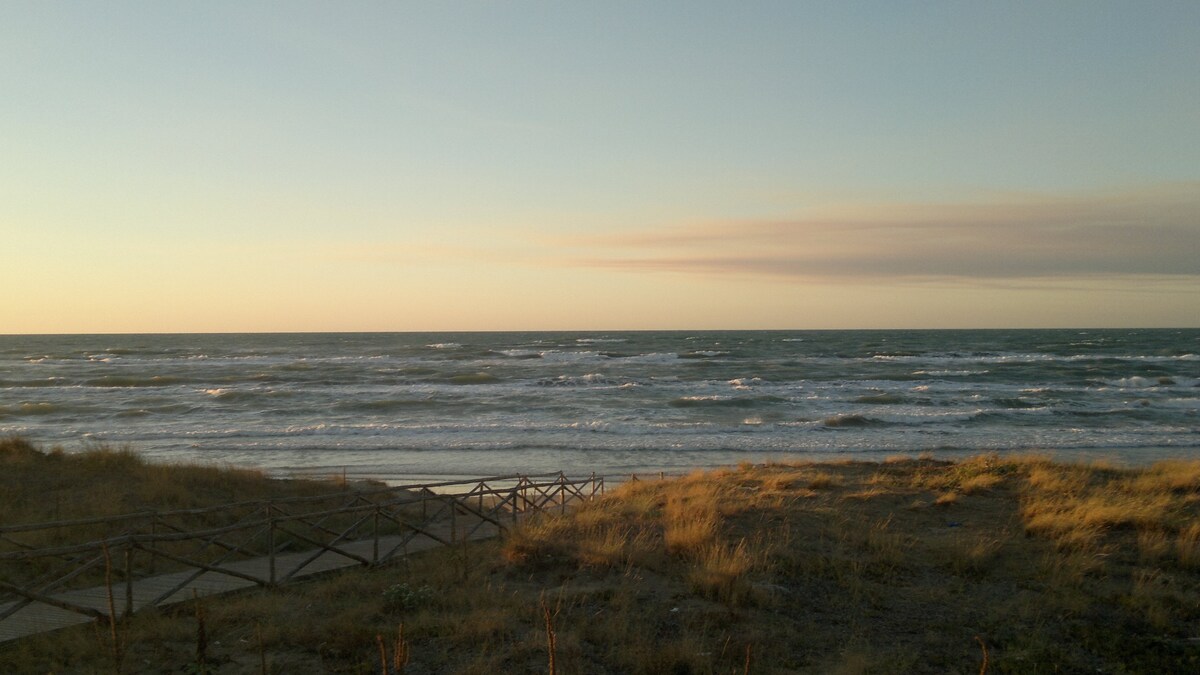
xmin=382 ymin=583 xmax=435 ymax=612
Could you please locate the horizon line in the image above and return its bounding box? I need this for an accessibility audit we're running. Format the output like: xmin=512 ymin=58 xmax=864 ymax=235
xmin=3 ymin=325 xmax=1198 ymax=338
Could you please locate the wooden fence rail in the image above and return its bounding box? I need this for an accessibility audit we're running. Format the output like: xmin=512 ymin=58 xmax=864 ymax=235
xmin=0 ymin=472 xmax=603 ymax=643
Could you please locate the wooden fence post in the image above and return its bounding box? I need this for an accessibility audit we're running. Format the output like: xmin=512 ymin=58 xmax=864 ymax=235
xmin=148 ymin=515 xmax=157 ymax=575
xmin=124 ymin=543 xmax=134 ymax=618
xmin=266 ymin=503 xmax=276 ymax=587
xmin=373 ymin=506 xmax=380 ymax=565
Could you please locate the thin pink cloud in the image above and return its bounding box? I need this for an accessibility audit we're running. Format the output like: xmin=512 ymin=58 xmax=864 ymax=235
xmin=564 ymin=183 xmax=1200 ymax=281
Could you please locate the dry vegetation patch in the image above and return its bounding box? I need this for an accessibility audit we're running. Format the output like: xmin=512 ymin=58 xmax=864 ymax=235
xmin=3 ymin=441 xmax=1200 ymax=673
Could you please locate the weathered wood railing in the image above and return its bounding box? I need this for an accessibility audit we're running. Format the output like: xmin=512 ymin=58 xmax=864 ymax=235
xmin=0 ymin=472 xmax=603 ymax=641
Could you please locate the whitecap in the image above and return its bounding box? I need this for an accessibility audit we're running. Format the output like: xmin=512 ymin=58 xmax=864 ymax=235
xmin=497 ymin=349 xmax=541 ymax=358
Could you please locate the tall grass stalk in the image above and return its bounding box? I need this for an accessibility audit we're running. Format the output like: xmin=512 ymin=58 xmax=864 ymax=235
xmin=541 ymin=595 xmax=558 ymax=675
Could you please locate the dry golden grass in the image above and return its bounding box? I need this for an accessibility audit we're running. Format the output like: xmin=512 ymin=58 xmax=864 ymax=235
xmin=686 ymin=539 xmax=754 ymax=603
xmin=4 ymin=442 xmax=1200 ymax=673
xmin=807 ymin=471 xmax=841 ymax=490
xmin=1178 ymin=522 xmax=1200 ymax=569
xmin=933 ymin=491 xmax=959 ymax=506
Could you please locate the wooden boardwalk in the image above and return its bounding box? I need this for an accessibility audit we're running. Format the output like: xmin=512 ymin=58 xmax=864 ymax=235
xmin=0 ymin=473 xmax=599 ymax=644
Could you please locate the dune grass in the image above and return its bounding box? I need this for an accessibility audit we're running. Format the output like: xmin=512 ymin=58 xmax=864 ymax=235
xmin=0 ymin=437 xmax=354 ymax=525
xmin=3 ymin=440 xmax=1200 ymax=673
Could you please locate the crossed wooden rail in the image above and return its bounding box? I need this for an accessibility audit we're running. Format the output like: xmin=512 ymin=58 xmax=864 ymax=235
xmin=0 ymin=472 xmax=603 ymax=642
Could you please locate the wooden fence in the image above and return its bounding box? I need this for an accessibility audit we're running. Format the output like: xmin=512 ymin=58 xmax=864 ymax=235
xmin=0 ymin=472 xmax=603 ymax=642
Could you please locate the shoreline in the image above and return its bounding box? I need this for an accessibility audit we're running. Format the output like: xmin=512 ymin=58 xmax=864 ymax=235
xmin=173 ymin=443 xmax=1200 ymax=487
xmin=11 ymin=435 xmax=1200 ymax=490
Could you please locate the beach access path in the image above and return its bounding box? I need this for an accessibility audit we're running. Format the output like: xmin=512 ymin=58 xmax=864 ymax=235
xmin=1 ymin=472 xmax=602 ymax=644
xmin=0 ymin=509 xmax=502 ymax=643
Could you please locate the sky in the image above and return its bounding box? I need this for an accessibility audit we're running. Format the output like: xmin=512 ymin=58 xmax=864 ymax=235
xmin=2 ymin=1 xmax=1198 ymax=333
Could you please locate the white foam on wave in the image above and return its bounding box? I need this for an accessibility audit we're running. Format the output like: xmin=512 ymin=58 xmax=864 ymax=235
xmin=494 ymin=349 xmax=541 ymax=358
xmin=537 ymin=350 xmax=603 ymax=363
xmin=728 ymin=377 xmax=763 ymax=390
xmin=1110 ymin=376 xmax=1174 ymax=388
xmin=539 ymin=373 xmax=621 ymax=387
xmin=620 ymin=352 xmax=680 ymax=364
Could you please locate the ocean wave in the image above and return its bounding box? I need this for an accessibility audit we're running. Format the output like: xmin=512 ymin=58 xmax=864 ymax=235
xmin=203 ymin=388 xmax=294 ymax=402
xmin=1051 ymin=406 xmax=1165 ymax=421
xmin=566 ymin=420 xmax=613 ymax=431
xmin=492 ymin=349 xmax=543 ymax=359
xmin=8 ymin=401 xmax=93 ymax=417
xmin=874 ymin=352 xmax=1200 ymax=366
xmin=86 ymin=375 xmax=191 ymax=387
xmin=822 ymin=414 xmax=882 ymax=428
xmin=609 ymin=352 xmax=679 ymax=364
xmin=728 ymin=377 xmax=764 ymax=390
xmin=102 ymin=348 xmax=141 ymax=356
xmin=992 ymin=397 xmax=1040 ymax=409
xmin=203 ymin=388 xmax=262 ymax=402
xmin=0 ymin=377 xmax=71 ymax=388
xmin=21 ymin=402 xmax=63 ymax=416
xmin=853 ymin=393 xmax=906 ymax=404
xmin=1107 ymin=376 xmax=1181 ymax=388
xmin=538 ymin=373 xmax=620 ymax=387
xmin=669 ymin=395 xmax=785 ymax=409
xmin=446 ymin=373 xmax=502 ymax=385
xmin=334 ymin=398 xmax=442 ymax=413
xmin=536 ymin=350 xmax=604 ymax=364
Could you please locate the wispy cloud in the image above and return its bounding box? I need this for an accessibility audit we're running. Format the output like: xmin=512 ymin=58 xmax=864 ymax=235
xmin=564 ymin=183 xmax=1200 ymax=282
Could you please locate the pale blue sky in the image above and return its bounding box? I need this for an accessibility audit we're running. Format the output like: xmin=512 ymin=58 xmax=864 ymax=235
xmin=3 ymin=2 xmax=1198 ymax=332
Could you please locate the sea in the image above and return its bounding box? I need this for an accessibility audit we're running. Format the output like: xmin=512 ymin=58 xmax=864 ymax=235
xmin=1 ymin=330 xmax=1197 ymax=480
